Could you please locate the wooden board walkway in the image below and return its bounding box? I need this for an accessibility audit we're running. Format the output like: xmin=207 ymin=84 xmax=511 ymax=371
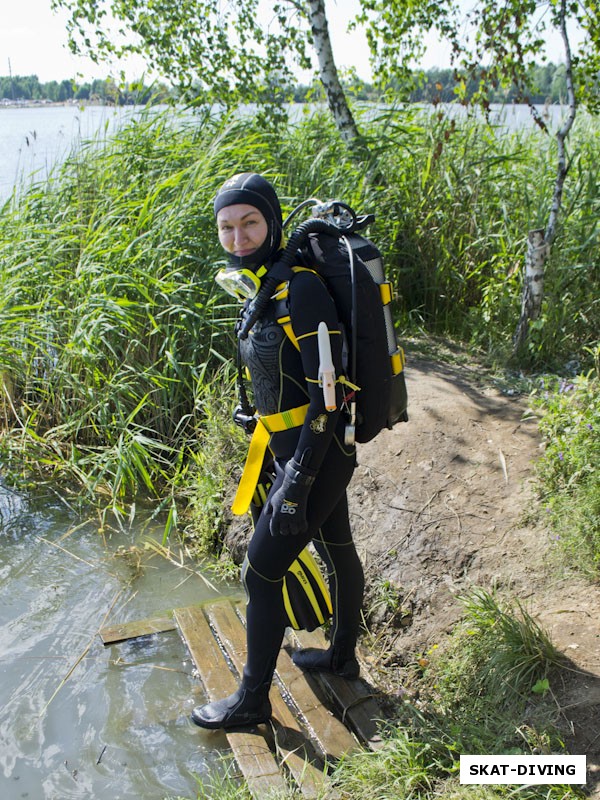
xmin=100 ymin=598 xmax=383 ymax=799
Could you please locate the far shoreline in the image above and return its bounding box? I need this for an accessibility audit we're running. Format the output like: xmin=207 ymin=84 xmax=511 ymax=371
xmin=0 ymin=99 xmax=145 ymax=110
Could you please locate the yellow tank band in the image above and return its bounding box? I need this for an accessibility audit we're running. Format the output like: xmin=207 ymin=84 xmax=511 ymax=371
xmin=391 ymin=349 xmax=405 ymax=375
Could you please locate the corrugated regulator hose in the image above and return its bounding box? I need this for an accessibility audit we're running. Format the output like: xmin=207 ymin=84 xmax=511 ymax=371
xmin=237 ymin=218 xmax=343 ymax=340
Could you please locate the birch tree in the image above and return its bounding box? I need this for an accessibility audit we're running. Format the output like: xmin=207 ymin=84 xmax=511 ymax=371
xmin=512 ymin=0 xmax=578 ymax=352
xmin=51 ymin=0 xmax=362 ymax=148
xmin=306 ymin=0 xmax=362 ymax=145
xmin=359 ymin=0 xmax=600 ymax=353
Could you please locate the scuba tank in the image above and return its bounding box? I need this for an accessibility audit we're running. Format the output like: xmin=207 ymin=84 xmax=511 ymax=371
xmin=305 ymin=201 xmax=408 ymax=441
xmin=234 ymin=198 xmax=408 ymax=443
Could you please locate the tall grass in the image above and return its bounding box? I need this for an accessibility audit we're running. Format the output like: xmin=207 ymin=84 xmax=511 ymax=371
xmin=1 ymin=105 xmax=599 ymax=518
xmin=257 ymin=104 xmax=600 ymax=365
xmin=530 ymin=367 xmax=600 ymax=575
xmin=365 ymin=108 xmax=600 ymax=366
xmin=331 ymin=589 xmax=574 ymax=800
xmin=0 ymin=110 xmax=250 ymax=519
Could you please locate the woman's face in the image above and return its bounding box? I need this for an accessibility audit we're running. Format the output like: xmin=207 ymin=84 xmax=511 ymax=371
xmin=216 ymin=204 xmax=268 ymax=260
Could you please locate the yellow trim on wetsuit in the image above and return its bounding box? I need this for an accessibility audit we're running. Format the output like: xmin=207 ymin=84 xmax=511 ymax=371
xmin=274 ymin=266 xmax=323 ymax=351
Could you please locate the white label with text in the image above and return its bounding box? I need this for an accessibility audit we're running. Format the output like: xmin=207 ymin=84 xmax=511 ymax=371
xmin=460 ymin=755 xmax=586 ymax=785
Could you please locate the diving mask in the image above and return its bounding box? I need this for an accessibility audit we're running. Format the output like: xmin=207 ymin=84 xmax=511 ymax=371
xmin=215 ymin=266 xmax=264 ymax=301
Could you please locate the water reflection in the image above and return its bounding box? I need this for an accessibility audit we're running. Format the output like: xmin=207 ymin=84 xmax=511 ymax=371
xmin=0 ymin=482 xmax=241 ymax=799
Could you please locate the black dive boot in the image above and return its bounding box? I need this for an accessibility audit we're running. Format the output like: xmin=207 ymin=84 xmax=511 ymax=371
xmin=191 ymin=684 xmax=272 ymax=730
xmin=292 ymin=646 xmax=359 ymax=680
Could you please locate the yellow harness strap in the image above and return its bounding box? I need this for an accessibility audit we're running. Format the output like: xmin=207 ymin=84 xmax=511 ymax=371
xmin=274 ymin=267 xmax=320 ymax=352
xmin=231 ymin=403 xmax=309 ymax=515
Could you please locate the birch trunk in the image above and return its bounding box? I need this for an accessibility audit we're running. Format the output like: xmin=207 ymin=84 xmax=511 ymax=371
xmin=513 ymin=229 xmax=547 ymax=352
xmin=306 ymin=0 xmax=362 ymax=148
xmin=513 ymin=0 xmax=576 ymax=354
xmin=543 ymin=0 xmax=577 ymax=252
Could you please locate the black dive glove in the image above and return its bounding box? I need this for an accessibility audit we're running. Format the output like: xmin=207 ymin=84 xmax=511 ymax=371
xmin=267 ymin=458 xmax=317 ymax=537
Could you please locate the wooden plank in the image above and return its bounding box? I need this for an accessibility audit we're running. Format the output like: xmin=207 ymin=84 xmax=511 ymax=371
xmin=99 ymin=598 xmax=244 ymax=645
xmin=233 ymin=604 xmax=359 ymax=761
xmin=292 ymin=629 xmax=384 ymax=750
xmin=207 ymin=601 xmax=328 ymax=799
xmin=274 ymin=644 xmax=359 ymax=761
xmin=174 ymin=605 xmax=287 ymax=799
xmin=100 ymin=613 xmax=176 ymax=644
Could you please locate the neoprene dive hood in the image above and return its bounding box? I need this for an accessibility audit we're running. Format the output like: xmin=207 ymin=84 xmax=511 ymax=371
xmin=213 ymin=172 xmax=283 ymax=271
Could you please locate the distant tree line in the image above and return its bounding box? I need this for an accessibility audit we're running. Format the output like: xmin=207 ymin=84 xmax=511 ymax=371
xmin=293 ymin=62 xmax=570 ymax=106
xmin=409 ymin=62 xmax=569 ymax=104
xmin=2 ymin=61 xmax=569 ymax=108
xmin=0 ymin=74 xmax=172 ymax=104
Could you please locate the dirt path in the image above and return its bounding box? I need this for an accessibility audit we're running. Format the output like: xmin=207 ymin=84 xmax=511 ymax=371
xmin=224 ymin=351 xmax=600 ymax=793
xmin=350 ymin=355 xmax=600 ymax=796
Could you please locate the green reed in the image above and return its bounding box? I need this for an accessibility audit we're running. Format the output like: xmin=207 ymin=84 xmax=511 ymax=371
xmin=357 ymin=107 xmax=600 ymax=365
xmin=241 ymin=105 xmax=599 ymax=365
xmin=1 ymin=106 xmax=599 ymax=515
xmin=0 ymin=110 xmax=236 ymax=512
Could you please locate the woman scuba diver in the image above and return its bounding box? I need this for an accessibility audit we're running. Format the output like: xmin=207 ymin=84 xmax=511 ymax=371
xmin=191 ymin=172 xmax=364 ymax=730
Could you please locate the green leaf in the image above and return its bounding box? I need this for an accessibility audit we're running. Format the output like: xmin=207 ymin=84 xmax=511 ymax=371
xmin=531 ymin=678 xmax=550 ymax=694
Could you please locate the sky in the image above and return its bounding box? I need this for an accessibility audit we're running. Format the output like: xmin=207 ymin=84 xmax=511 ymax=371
xmin=0 ymin=0 xmax=456 ymax=84
xmin=0 ymin=0 xmax=573 ymax=85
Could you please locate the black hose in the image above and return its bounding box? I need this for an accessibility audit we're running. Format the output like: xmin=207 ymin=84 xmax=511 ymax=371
xmin=342 ymin=235 xmax=358 ymax=386
xmin=238 ymin=218 xmax=343 ymax=339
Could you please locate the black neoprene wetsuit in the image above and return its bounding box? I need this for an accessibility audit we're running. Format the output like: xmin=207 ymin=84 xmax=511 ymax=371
xmin=239 ymin=267 xmax=364 ymax=691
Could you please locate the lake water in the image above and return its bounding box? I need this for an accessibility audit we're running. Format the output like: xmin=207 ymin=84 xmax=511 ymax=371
xmin=0 ymin=481 xmax=242 ymax=800
xmin=0 ymin=105 xmax=151 ymax=201
xmin=0 ymin=102 xmax=574 ymax=202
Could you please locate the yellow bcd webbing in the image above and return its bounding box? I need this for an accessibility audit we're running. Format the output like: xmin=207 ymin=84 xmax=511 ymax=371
xmin=274 ymin=266 xmax=320 ymax=351
xmin=231 ymin=403 xmax=309 ymax=516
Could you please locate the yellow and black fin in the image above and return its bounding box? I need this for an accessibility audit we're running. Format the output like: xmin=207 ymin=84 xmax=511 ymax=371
xmin=282 ymin=547 xmax=332 ymax=632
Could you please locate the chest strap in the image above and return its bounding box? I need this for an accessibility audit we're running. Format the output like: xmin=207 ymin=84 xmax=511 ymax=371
xmin=231 ymin=403 xmax=309 ymax=516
